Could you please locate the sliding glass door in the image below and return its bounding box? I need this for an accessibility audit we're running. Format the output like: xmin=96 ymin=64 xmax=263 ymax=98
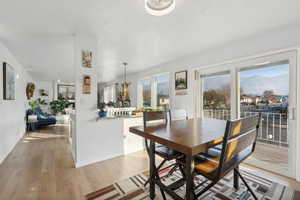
xmin=198 ymin=51 xmax=297 ymax=177
xmin=238 ymin=61 xmax=293 ymax=175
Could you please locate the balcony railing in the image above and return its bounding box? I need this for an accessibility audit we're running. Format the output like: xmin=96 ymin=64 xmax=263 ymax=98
xmin=203 ymin=109 xmax=288 ymax=147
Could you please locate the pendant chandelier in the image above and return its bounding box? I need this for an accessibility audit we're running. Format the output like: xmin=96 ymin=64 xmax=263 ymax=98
xmin=145 ymin=0 xmax=176 ymax=16
xmin=121 ymin=62 xmax=130 ymax=102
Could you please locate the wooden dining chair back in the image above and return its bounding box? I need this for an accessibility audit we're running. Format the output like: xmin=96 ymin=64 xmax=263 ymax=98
xmin=193 ymin=115 xmax=261 ymax=199
xmin=217 ymin=115 xmax=260 ymax=177
xmin=143 ymin=111 xmax=168 ymax=128
xmin=143 ymin=111 xmax=183 ymax=196
xmin=169 ymin=109 xmax=188 ymax=121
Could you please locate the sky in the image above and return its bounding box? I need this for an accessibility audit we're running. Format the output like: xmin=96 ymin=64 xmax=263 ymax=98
xmin=203 ymin=64 xmax=289 ymax=96
xmin=240 ymin=64 xmax=288 ymax=78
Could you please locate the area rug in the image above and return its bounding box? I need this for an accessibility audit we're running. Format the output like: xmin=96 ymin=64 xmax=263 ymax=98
xmin=85 ymin=167 xmax=300 ymax=200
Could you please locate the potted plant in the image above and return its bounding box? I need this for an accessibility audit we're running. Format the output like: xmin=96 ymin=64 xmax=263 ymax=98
xmin=28 ymin=100 xmax=39 ymax=112
xmin=97 ymin=102 xmax=107 ymax=118
xmin=28 ymin=100 xmax=39 ymax=121
xmin=106 ymin=101 xmax=116 ymax=108
xmin=49 ymin=99 xmax=70 ymax=115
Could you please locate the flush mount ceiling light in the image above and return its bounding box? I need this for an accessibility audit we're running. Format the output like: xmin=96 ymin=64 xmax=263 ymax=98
xmin=145 ymin=0 xmax=176 ymax=16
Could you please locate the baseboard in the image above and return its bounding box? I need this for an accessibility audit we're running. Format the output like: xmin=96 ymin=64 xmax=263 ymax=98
xmin=75 ymin=152 xmax=124 ymax=168
xmin=0 ymin=130 xmax=26 ymax=165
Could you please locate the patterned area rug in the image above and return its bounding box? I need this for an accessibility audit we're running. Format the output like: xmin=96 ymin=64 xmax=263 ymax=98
xmin=85 ymin=167 xmax=300 ymax=200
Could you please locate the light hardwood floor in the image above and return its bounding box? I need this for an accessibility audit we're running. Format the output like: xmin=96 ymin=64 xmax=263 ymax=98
xmin=0 ymin=124 xmax=299 ymax=200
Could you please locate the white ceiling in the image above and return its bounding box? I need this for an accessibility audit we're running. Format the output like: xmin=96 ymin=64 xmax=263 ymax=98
xmin=1 ymin=0 xmax=300 ymax=82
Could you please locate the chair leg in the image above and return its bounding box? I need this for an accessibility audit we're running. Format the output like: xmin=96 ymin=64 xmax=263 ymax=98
xmin=195 ymin=181 xmax=216 ymax=198
xmin=144 ymin=178 xmax=150 ymax=187
xmin=144 ymin=159 xmax=167 ymax=187
xmin=160 ymin=188 xmax=167 ymax=200
xmin=167 ymin=164 xmax=178 ymax=176
xmin=235 ymin=169 xmax=258 ymax=200
xmin=178 ymin=164 xmax=186 ymax=179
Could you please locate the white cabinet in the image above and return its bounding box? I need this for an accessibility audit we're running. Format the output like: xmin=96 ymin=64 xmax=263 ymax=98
xmin=123 ymin=117 xmax=144 ymax=154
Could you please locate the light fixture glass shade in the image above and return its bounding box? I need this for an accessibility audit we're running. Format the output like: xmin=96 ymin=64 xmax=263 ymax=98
xmin=145 ymin=0 xmax=176 ymax=16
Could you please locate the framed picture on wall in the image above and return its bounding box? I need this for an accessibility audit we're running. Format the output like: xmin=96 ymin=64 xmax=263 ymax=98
xmin=57 ymin=84 xmax=75 ymax=100
xmin=83 ymin=75 xmax=91 ymax=94
xmin=175 ymin=70 xmax=187 ymax=90
xmin=82 ymin=50 xmax=92 ymax=68
xmin=3 ymin=62 xmax=16 ymax=100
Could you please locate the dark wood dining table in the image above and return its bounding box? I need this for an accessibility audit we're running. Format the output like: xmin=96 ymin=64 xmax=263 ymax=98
xmin=130 ymin=118 xmax=241 ymax=200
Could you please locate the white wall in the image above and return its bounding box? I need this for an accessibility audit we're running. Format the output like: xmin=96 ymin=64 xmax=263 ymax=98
xmin=0 ymin=41 xmax=32 ymax=164
xmin=32 ymin=80 xmax=54 ymax=102
xmin=74 ymin=34 xmax=124 ymax=167
xmin=122 ymin=24 xmax=300 ymax=118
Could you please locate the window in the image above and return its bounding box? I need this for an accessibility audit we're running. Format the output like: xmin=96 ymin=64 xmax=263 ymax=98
xmin=138 ymin=73 xmax=170 ymax=108
xmin=103 ymin=85 xmax=116 ymax=103
xmin=156 ymin=74 xmax=170 ymax=108
xmin=202 ymin=71 xmax=231 ymax=120
xmin=141 ymin=79 xmax=151 ymax=107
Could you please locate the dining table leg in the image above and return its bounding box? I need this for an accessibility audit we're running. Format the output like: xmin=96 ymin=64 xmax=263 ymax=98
xmin=185 ymin=155 xmax=194 ymax=200
xmin=234 ymin=166 xmax=240 ymax=190
xmin=149 ymin=141 xmax=156 ymax=199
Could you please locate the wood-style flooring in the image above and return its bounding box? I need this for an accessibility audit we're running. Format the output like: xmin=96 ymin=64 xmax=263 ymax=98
xmin=0 ymin=124 xmax=299 ymax=200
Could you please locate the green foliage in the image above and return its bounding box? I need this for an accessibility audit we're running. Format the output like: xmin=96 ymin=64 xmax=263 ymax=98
xmin=106 ymin=101 xmax=116 ymax=107
xmin=28 ymin=100 xmax=40 ymax=112
xmin=28 ymin=98 xmax=48 ymax=112
xmin=203 ymin=85 xmax=231 ymax=110
xmin=37 ymin=98 xmax=47 ymax=105
xmin=50 ymin=99 xmax=70 ymax=114
xmin=97 ymin=102 xmax=106 ymax=112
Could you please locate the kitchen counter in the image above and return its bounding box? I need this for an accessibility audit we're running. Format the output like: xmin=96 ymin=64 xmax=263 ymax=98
xmin=96 ymin=115 xmax=142 ymax=121
xmin=70 ymin=114 xmax=144 ymax=167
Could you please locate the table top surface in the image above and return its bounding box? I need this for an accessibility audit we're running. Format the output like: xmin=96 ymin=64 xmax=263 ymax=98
xmin=130 ymin=118 xmax=227 ymax=156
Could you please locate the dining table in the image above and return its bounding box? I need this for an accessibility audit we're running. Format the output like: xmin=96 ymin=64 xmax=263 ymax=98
xmin=129 ymin=118 xmax=241 ymax=200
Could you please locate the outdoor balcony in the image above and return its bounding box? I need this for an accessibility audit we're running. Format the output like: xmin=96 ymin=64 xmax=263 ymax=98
xmin=204 ymin=109 xmax=289 ymax=174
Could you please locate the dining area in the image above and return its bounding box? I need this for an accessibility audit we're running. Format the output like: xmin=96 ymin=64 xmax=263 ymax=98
xmin=130 ymin=110 xmax=261 ymax=200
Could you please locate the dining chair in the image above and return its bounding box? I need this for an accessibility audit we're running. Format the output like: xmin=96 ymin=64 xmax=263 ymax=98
xmin=169 ymin=109 xmax=188 ymax=121
xmin=143 ymin=111 xmax=184 ymax=198
xmin=191 ymin=115 xmax=261 ymax=199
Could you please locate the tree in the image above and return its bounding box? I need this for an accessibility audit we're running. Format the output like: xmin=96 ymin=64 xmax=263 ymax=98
xmin=262 ymin=90 xmax=276 ymax=105
xmin=203 ymin=84 xmax=231 ymax=110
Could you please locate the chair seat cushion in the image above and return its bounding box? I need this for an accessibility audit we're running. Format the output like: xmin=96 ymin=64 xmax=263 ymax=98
xmin=212 ymin=144 xmax=222 ymax=150
xmin=195 ymin=157 xmax=220 ymax=174
xmin=155 ymin=145 xmax=181 ymax=160
xmin=194 ymin=148 xmax=252 ymax=179
xmin=200 ymin=148 xmax=221 ymax=158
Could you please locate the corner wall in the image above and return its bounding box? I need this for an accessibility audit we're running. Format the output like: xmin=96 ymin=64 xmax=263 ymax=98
xmin=0 ymin=41 xmax=32 ymax=164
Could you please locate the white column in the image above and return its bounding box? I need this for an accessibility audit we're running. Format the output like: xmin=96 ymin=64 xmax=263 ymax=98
xmin=230 ymin=68 xmax=239 ymax=120
xmin=74 ymin=34 xmax=98 ymax=166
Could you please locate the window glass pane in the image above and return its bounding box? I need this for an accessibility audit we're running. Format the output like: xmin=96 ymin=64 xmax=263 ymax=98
xmin=202 ymin=72 xmax=231 ymax=120
xmin=240 ymin=63 xmax=289 ymax=143
xmin=103 ymin=85 xmax=115 ymax=103
xmin=156 ymin=74 xmax=169 ymax=108
xmin=142 ymin=79 xmax=151 ymax=107
xmin=239 ymin=62 xmax=290 ymax=176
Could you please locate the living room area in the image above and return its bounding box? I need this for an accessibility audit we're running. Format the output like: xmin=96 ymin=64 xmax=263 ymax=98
xmin=2 ymin=1 xmax=300 ymax=200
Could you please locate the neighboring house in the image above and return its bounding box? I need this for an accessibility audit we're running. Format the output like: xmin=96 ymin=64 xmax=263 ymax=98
xmin=241 ymin=95 xmax=261 ymax=104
